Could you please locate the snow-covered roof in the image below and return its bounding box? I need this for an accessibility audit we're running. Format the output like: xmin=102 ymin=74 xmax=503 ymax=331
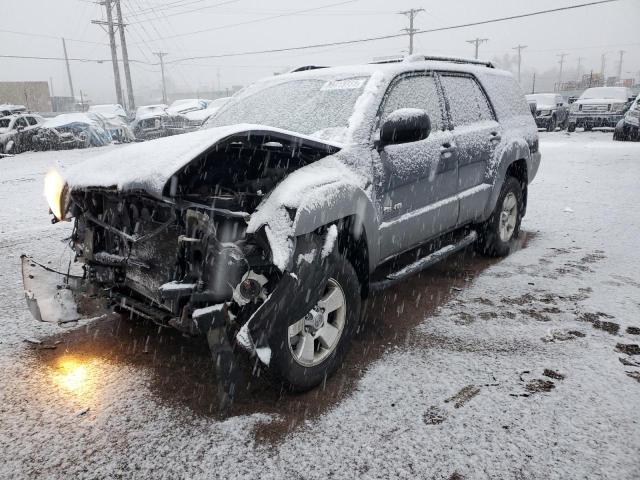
xmin=63 ymin=123 xmax=342 ymax=197
xmin=42 ymin=113 xmax=99 ymax=128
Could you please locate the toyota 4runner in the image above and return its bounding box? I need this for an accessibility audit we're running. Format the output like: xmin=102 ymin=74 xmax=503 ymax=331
xmin=23 ymin=55 xmax=540 ymax=400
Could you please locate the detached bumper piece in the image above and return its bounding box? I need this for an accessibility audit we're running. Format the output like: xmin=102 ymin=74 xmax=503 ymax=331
xmin=21 ymin=255 xmax=90 ymax=324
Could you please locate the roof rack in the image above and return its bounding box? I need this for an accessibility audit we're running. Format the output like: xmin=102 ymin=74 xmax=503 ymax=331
xmin=289 ymin=65 xmax=330 ymax=73
xmin=370 ymin=54 xmax=494 ymax=69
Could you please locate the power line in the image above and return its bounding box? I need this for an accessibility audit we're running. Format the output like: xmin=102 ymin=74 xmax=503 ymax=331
xmin=134 ymin=0 xmax=359 ymax=42
xmin=165 ymin=0 xmax=621 ymax=63
xmin=0 ymin=28 xmax=110 ymax=46
xmin=127 ymin=0 xmax=241 ymax=22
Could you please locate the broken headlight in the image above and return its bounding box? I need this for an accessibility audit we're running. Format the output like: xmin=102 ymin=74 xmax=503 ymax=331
xmin=44 ymin=169 xmax=70 ymax=221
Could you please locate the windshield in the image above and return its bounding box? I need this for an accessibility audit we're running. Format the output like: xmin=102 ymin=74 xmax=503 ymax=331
xmin=206 ymin=76 xmax=369 ymax=140
xmin=580 ymin=87 xmax=628 ymax=101
xmin=526 ymin=94 xmax=556 ymax=105
xmin=0 ymin=118 xmax=11 ymax=128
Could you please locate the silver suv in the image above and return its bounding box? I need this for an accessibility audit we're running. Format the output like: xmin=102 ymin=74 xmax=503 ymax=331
xmin=24 ymin=56 xmax=540 ymax=398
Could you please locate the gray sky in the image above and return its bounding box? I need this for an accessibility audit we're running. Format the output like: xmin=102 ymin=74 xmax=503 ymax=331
xmin=2 ymin=0 xmax=639 ymax=104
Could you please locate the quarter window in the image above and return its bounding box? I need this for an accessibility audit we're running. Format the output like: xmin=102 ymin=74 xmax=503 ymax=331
xmin=26 ymin=116 xmax=38 ymax=126
xmin=381 ymin=74 xmax=443 ymax=131
xmin=440 ymin=75 xmax=493 ymax=126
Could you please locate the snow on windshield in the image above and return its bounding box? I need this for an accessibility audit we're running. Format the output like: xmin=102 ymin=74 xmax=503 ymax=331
xmin=207 ymin=77 xmax=370 ymax=141
xmin=580 ymin=87 xmax=628 ymax=101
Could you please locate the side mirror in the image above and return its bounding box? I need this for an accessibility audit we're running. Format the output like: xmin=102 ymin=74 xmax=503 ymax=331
xmin=378 ymin=108 xmax=431 ymax=149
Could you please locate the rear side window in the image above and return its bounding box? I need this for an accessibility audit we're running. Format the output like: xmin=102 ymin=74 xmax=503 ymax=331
xmin=440 ymin=75 xmax=493 ymax=126
xmin=26 ymin=116 xmax=37 ymax=126
xmin=381 ymin=74 xmax=443 ymax=131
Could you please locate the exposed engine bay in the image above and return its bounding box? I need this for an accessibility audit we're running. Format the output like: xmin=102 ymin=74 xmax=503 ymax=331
xmin=58 ymin=131 xmax=339 ymax=338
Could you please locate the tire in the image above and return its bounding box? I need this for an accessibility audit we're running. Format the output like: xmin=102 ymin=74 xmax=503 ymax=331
xmin=567 ymin=123 xmax=576 ymax=132
xmin=546 ymin=115 xmax=557 ymax=132
xmin=476 ymin=176 xmax=523 ymax=257
xmin=268 ymin=253 xmax=362 ymax=392
xmin=584 ymin=124 xmax=593 ymax=132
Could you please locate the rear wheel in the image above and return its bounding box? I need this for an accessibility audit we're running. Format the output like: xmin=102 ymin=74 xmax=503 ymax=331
xmin=567 ymin=123 xmax=576 ymax=132
xmin=268 ymin=253 xmax=361 ymax=392
xmin=476 ymin=176 xmax=523 ymax=257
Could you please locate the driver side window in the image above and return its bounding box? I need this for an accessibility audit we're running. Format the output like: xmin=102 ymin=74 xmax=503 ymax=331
xmin=381 ymin=74 xmax=443 ymax=131
xmin=14 ymin=117 xmax=28 ymax=129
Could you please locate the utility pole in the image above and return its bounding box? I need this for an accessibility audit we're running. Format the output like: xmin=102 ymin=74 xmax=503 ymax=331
xmin=556 ymin=53 xmax=569 ymax=92
xmin=93 ymin=1 xmax=124 ymax=107
xmin=398 ymin=8 xmax=424 ymax=55
xmin=512 ymin=44 xmax=527 ymax=84
xmin=576 ymin=56 xmax=585 ymax=82
xmin=154 ymin=52 xmax=168 ymax=104
xmin=531 ymin=72 xmax=536 ymax=94
xmin=61 ymin=38 xmax=75 ymax=99
xmin=600 ymin=52 xmax=608 ymax=79
xmin=466 ymin=38 xmax=489 ymax=60
xmin=115 ymin=0 xmax=135 ymax=110
xmin=616 ymin=50 xmax=626 ymax=83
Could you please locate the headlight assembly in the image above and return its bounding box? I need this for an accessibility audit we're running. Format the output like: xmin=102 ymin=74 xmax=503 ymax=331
xmin=44 ymin=170 xmax=70 ymax=221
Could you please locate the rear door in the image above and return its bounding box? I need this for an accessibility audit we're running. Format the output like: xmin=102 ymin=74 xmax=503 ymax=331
xmin=438 ymin=73 xmax=500 ymax=226
xmin=375 ymin=72 xmax=457 ymax=261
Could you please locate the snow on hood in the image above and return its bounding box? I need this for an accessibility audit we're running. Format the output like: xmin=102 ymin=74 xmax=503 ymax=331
xmin=574 ymin=98 xmax=627 ymax=105
xmin=63 ymin=123 xmax=342 ymax=197
xmin=43 ymin=113 xmax=98 ymax=129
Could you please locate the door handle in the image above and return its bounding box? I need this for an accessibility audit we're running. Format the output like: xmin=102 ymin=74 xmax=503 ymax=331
xmin=490 ymin=132 xmax=502 ymax=142
xmin=440 ymin=142 xmax=456 ymax=158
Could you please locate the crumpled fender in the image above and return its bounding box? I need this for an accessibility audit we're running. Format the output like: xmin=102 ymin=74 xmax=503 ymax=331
xmin=236 ymin=231 xmax=339 ymax=364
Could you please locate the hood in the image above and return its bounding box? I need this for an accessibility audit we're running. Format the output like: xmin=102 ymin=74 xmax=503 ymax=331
xmin=63 ymin=123 xmax=343 ymax=198
xmin=575 ymin=98 xmax=626 ymax=106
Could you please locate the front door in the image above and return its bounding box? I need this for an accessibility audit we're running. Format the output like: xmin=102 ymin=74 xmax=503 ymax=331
xmin=375 ymin=72 xmax=458 ymax=261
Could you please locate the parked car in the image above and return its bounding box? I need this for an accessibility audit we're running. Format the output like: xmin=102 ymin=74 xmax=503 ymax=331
xmin=24 ymin=56 xmax=540 ymax=400
xmin=32 ymin=113 xmax=112 ymax=150
xmin=567 ymin=87 xmax=634 ymax=131
xmin=186 ymin=97 xmax=231 ymax=127
xmin=525 ymin=93 xmax=569 ymax=131
xmin=0 ymin=103 xmax=27 ymax=117
xmin=613 ymin=92 xmax=640 ymax=142
xmin=88 ymin=104 xmax=128 ymax=120
xmin=0 ymin=113 xmax=45 ymax=154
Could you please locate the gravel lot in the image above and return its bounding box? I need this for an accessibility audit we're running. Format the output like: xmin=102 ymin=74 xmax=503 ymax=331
xmin=1 ymin=132 xmax=639 ymax=479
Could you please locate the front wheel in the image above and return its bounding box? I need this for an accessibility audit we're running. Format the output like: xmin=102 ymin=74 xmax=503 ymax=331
xmin=567 ymin=123 xmax=576 ymax=132
xmin=268 ymin=254 xmax=361 ymax=392
xmin=546 ymin=115 xmax=557 ymax=132
xmin=476 ymin=176 xmax=523 ymax=257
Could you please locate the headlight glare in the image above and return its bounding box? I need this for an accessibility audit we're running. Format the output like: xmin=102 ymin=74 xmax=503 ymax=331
xmin=44 ymin=170 xmax=69 ymax=221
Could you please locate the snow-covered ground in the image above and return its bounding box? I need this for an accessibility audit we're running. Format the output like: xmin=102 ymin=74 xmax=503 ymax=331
xmin=1 ymin=132 xmax=639 ymax=479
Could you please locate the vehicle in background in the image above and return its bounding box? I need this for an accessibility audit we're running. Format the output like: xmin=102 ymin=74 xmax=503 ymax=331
xmin=187 ymin=97 xmax=231 ymax=127
xmin=526 ymin=97 xmax=537 ymax=118
xmin=614 ymin=92 xmax=640 ymax=142
xmin=88 ymin=104 xmax=128 ymax=120
xmin=0 ymin=104 xmax=27 ymax=117
xmin=525 ymin=93 xmax=569 ymax=131
xmin=0 ymin=113 xmax=45 ymax=154
xmin=568 ymin=87 xmax=634 ymax=132
xmin=27 ymin=56 xmax=540 ymax=398
xmin=88 ymin=104 xmax=134 ymax=142
xmin=32 ymin=113 xmax=112 ymax=150
xmin=167 ymin=98 xmax=211 ymax=115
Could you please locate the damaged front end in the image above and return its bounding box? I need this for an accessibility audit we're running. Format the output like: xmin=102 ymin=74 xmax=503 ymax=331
xmin=25 ymin=130 xmax=341 ymax=365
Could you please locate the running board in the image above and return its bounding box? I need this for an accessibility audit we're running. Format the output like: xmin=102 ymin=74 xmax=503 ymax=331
xmin=370 ymin=231 xmax=478 ymax=291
